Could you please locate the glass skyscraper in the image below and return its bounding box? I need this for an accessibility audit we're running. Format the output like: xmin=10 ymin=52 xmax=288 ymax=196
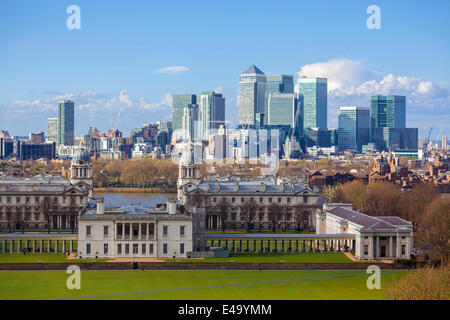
xmin=57 ymin=100 xmax=74 ymax=145
xmin=298 ymin=77 xmax=327 ymax=131
xmin=370 ymin=95 xmax=406 ymax=129
xmin=238 ymin=65 xmax=266 ymax=127
xmin=197 ymin=91 xmax=226 ymax=140
xmin=172 ymin=94 xmax=197 ymax=134
xmin=264 ymin=74 xmax=294 ymax=125
xmin=266 ymin=93 xmax=301 ymax=137
xmin=338 ymin=106 xmax=370 ymax=152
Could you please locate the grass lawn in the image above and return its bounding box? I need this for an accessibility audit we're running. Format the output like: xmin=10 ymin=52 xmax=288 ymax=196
xmin=165 ymin=252 xmax=354 ymax=263
xmin=0 ymin=253 xmax=109 ymax=263
xmin=0 ymin=270 xmax=406 ymax=300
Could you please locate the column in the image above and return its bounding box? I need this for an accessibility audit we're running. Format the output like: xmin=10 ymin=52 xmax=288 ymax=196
xmin=138 ymin=223 xmax=142 ymax=240
xmin=407 ymin=236 xmax=412 ymax=258
xmin=70 ymin=240 xmax=73 ymax=252
xmin=368 ymin=236 xmax=374 ymax=260
xmin=389 ymin=236 xmax=393 ymax=258
xmin=48 ymin=240 xmax=51 ymax=253
xmin=233 ymin=240 xmax=237 ymax=253
xmin=376 ymin=236 xmax=379 ymax=259
xmin=32 ymin=240 xmax=35 ymax=253
xmin=262 ymin=240 xmax=265 ymax=253
xmin=269 ymin=240 xmax=273 ymax=252
xmin=396 ymin=235 xmax=401 ymax=258
xmin=40 ymin=240 xmax=43 ymax=253
xmin=2 ymin=240 xmax=5 ymax=253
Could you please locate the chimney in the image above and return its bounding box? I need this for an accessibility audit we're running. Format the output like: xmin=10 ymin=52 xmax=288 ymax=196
xmin=167 ymin=198 xmax=177 ymax=215
xmin=96 ymin=197 xmax=105 ymax=215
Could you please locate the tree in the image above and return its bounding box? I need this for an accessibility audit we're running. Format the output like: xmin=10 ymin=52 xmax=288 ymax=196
xmin=388 ymin=263 xmax=449 ymax=300
xmin=40 ymin=197 xmax=57 ymax=234
xmin=267 ymin=203 xmax=281 ymax=233
xmin=339 ymin=180 xmax=367 ymax=211
xmin=241 ymin=198 xmax=258 ymax=233
xmin=364 ymin=182 xmax=401 ymax=216
xmin=417 ymin=198 xmax=450 ymax=263
xmin=216 ymin=198 xmax=230 ymax=233
xmin=293 ymin=203 xmax=309 ymax=232
xmin=17 ymin=207 xmax=31 ymax=233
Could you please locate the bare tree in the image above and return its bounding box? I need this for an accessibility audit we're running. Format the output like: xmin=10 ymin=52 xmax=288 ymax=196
xmin=293 ymin=203 xmax=309 ymax=232
xmin=267 ymin=203 xmax=281 ymax=233
xmin=217 ymin=198 xmax=230 ymax=233
xmin=241 ymin=198 xmax=258 ymax=233
xmin=40 ymin=197 xmax=57 ymax=234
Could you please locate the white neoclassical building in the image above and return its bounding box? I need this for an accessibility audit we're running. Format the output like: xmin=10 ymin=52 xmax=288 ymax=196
xmin=78 ymin=198 xmax=193 ymax=259
xmin=316 ymin=204 xmax=413 ymax=260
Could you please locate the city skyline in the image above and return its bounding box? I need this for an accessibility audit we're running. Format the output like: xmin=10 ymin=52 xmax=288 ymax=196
xmin=1 ymin=0 xmax=449 ymax=137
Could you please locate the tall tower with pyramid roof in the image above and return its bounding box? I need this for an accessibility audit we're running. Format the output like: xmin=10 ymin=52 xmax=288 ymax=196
xmin=238 ymin=65 xmax=266 ymax=127
xmin=70 ymin=144 xmax=93 ymax=198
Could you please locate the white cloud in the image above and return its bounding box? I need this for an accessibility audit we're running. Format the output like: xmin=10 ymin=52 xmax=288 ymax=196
xmin=154 ymin=66 xmax=189 ymax=75
xmin=213 ymin=86 xmax=223 ymax=93
xmin=296 ymin=59 xmax=450 ymax=129
xmin=138 ymin=93 xmax=172 ymax=111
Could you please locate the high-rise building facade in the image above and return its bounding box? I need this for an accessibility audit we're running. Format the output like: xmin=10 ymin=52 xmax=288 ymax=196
xmin=47 ymin=118 xmax=58 ymax=143
xmin=298 ymin=77 xmax=327 ymax=131
xmin=266 ymin=93 xmax=300 ymax=131
xmin=338 ymin=106 xmax=370 ymax=152
xmin=442 ymin=136 xmax=447 ymax=151
xmin=57 ymin=100 xmax=75 ymax=145
xmin=197 ymin=91 xmax=226 ymax=140
xmin=370 ymin=95 xmax=406 ymax=130
xmin=238 ymin=65 xmax=266 ymax=126
xmin=172 ymin=95 xmax=197 ymax=134
xmin=264 ymin=74 xmax=294 ymax=125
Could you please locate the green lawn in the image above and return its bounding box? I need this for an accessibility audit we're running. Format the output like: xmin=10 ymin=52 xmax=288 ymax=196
xmin=0 ymin=253 xmax=109 ymax=263
xmin=165 ymin=252 xmax=354 ymax=263
xmin=0 ymin=270 xmax=406 ymax=300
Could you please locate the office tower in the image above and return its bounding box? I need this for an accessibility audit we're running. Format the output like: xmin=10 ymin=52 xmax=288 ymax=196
xmin=197 ymin=91 xmax=225 ymax=140
xmin=238 ymin=65 xmax=266 ymax=126
xmin=57 ymin=100 xmax=75 ymax=145
xmin=182 ymin=104 xmax=199 ymax=141
xmin=47 ymin=118 xmax=58 ymax=143
xmin=17 ymin=140 xmax=56 ymax=160
xmin=338 ymin=106 xmax=370 ymax=152
xmin=304 ymin=128 xmax=331 ymax=148
xmin=266 ymin=93 xmax=301 ymax=135
xmin=172 ymin=95 xmax=197 ymax=133
xmin=298 ymin=77 xmax=327 ymax=131
xmin=370 ymin=95 xmax=406 ymax=129
xmin=329 ymin=128 xmax=339 ymax=147
xmin=0 ymin=137 xmax=14 ymax=159
xmin=265 ymin=75 xmax=294 ymax=124
xmin=442 ymin=136 xmax=448 ymax=151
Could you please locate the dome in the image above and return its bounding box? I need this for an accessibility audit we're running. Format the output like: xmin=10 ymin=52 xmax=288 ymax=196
xmin=72 ymin=148 xmax=91 ymax=163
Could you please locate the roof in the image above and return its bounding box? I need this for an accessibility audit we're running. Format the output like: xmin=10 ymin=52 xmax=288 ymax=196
xmin=327 ymin=207 xmax=412 ymax=232
xmin=185 ymin=180 xmax=315 ymax=195
xmin=0 ymin=175 xmax=87 ymax=194
xmin=207 ymin=233 xmax=355 ymax=239
xmin=242 ymin=65 xmax=264 ymax=75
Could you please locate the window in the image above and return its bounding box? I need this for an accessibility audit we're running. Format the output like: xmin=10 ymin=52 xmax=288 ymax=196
xmin=268 ymin=198 xmax=272 ymax=203
xmin=303 ymin=195 xmax=308 ymax=204
xmin=364 ymin=245 xmax=368 ymax=255
xmin=287 ymin=198 xmax=291 ymax=203
xmin=86 ymin=226 xmax=91 ymax=237
xmin=364 ymin=236 xmax=368 ymax=239
xmin=163 ymin=243 xmax=168 ymax=254
xmin=401 ymin=236 xmax=405 ymax=239
xmin=6 ymin=197 xmax=11 ymax=204
xmin=213 ymin=197 xmax=216 ymax=203
xmin=278 ymin=197 xmax=281 ymax=203
xmin=180 ymin=243 xmax=185 ymax=254
xmin=16 ymin=197 xmax=20 ymax=204
xmin=241 ymin=197 xmax=244 ymax=203
xmin=142 ymin=244 xmax=146 ymax=254
xmin=180 ymin=226 xmax=185 ymax=236
xmin=133 ymin=244 xmax=138 ymax=254
xmin=25 ymin=197 xmax=30 ymax=204
xmin=163 ymin=226 xmax=168 ymax=236
xmin=259 ymin=197 xmax=263 ymax=203
xmin=117 ymin=244 xmax=122 ymax=254
xmin=232 ymin=197 xmax=235 ymax=203
xmin=86 ymin=243 xmax=91 ymax=255
xmin=104 ymin=243 xmax=108 ymax=254
xmin=401 ymin=245 xmax=405 ymax=255
xmin=149 ymin=243 xmax=154 ymax=254
xmin=125 ymin=244 xmax=130 ymax=254
xmin=34 ymin=197 xmax=39 ymax=204
xmin=103 ymin=226 xmax=108 ymax=236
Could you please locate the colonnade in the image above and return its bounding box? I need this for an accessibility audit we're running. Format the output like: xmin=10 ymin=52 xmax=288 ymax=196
xmin=0 ymin=238 xmax=77 ymax=253
xmin=207 ymin=236 xmax=356 ymax=253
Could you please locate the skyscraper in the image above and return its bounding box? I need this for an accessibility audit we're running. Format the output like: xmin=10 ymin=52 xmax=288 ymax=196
xmin=197 ymin=91 xmax=226 ymax=140
xmin=264 ymin=75 xmax=294 ymax=125
xmin=266 ymin=93 xmax=301 ymax=132
xmin=172 ymin=94 xmax=197 ymax=134
xmin=182 ymin=104 xmax=199 ymax=141
xmin=298 ymin=77 xmax=327 ymax=131
xmin=338 ymin=106 xmax=370 ymax=152
xmin=238 ymin=65 xmax=266 ymax=127
xmin=370 ymin=95 xmax=406 ymax=129
xmin=442 ymin=136 xmax=448 ymax=151
xmin=47 ymin=118 xmax=58 ymax=143
xmin=57 ymin=100 xmax=74 ymax=145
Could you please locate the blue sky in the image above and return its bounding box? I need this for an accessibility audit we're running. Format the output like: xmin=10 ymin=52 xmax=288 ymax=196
xmin=1 ymin=0 xmax=449 ymax=138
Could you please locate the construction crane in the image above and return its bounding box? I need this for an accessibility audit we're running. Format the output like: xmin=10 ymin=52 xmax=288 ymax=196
xmin=427 ymin=128 xmax=433 ymax=145
xmin=433 ymin=123 xmax=446 ymax=145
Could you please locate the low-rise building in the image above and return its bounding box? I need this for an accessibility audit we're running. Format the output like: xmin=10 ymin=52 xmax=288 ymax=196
xmin=78 ymin=198 xmax=193 ymax=259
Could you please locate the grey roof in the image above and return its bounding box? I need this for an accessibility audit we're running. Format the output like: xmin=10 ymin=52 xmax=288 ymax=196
xmin=242 ymin=65 xmax=265 ymax=75
xmin=0 ymin=233 xmax=77 ymax=239
xmin=328 ymin=207 xmax=412 ymax=232
xmin=207 ymin=233 xmax=355 ymax=239
xmin=185 ymin=180 xmax=315 ymax=195
xmin=0 ymin=175 xmax=86 ymax=194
